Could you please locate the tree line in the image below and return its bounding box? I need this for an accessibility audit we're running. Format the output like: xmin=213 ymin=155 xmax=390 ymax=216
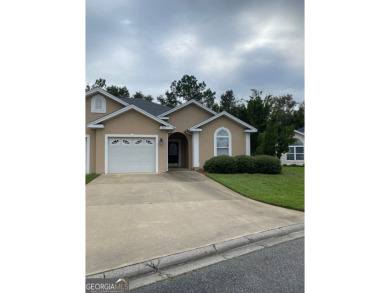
xmin=86 ymin=75 xmax=304 ymax=157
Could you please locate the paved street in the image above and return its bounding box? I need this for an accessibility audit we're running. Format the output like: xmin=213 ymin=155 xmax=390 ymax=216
xmin=132 ymin=238 xmax=304 ymax=293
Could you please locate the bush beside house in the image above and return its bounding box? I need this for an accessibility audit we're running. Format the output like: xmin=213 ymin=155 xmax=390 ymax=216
xmin=203 ymin=155 xmax=282 ymax=174
xmin=203 ymin=155 xmax=238 ymax=174
xmin=252 ymin=155 xmax=282 ymax=174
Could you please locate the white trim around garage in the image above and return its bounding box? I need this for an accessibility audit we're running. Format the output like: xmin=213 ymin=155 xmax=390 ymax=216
xmin=85 ymin=134 xmax=90 ymax=173
xmin=104 ymin=134 xmax=159 ymax=174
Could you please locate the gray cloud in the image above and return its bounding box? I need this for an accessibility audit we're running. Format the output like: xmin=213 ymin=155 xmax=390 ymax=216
xmin=86 ymin=0 xmax=304 ymax=102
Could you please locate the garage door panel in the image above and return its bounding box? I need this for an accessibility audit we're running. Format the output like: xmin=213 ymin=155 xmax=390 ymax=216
xmin=108 ymin=137 xmax=156 ymax=173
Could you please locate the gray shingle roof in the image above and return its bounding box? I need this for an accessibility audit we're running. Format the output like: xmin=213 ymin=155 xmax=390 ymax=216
xmin=296 ymin=127 xmax=304 ymax=134
xmin=118 ymin=97 xmax=172 ymax=117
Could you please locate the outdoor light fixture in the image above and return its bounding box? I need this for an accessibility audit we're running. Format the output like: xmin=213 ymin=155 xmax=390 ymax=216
xmin=160 ymin=138 xmax=163 ymax=145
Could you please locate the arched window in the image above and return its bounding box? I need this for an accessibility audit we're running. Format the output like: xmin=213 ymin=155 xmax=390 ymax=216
xmin=214 ymin=127 xmax=232 ymax=156
xmin=91 ymin=95 xmax=106 ymax=113
xmin=286 ymin=138 xmax=304 ymax=161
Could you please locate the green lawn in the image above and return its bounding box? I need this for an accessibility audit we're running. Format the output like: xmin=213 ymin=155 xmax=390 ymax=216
xmin=86 ymin=173 xmax=100 ymax=184
xmin=207 ymin=166 xmax=304 ymax=211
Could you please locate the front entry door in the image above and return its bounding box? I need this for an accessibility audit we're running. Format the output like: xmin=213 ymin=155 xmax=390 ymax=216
xmin=168 ymin=142 xmax=179 ymax=164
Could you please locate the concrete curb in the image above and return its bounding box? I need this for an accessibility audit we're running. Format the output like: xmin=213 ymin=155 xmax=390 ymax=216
xmin=87 ymin=223 xmax=304 ymax=279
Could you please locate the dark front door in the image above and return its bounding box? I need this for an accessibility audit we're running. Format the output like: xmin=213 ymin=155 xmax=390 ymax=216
xmin=168 ymin=142 xmax=179 ymax=164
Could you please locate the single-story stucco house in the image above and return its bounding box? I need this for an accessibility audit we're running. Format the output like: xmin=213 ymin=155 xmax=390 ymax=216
xmin=280 ymin=127 xmax=305 ymax=166
xmin=86 ymin=88 xmax=257 ymax=173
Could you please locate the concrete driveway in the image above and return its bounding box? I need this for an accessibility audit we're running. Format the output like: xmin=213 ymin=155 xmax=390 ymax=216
xmin=86 ymin=170 xmax=304 ymax=276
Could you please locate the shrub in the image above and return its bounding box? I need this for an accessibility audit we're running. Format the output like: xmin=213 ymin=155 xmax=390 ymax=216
xmin=203 ymin=155 xmax=238 ymax=174
xmin=253 ymin=155 xmax=282 ymax=174
xmin=203 ymin=155 xmax=282 ymax=174
xmin=235 ymin=155 xmax=256 ymax=173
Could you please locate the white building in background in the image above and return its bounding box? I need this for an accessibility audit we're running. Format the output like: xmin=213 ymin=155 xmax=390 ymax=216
xmin=280 ymin=127 xmax=304 ymax=166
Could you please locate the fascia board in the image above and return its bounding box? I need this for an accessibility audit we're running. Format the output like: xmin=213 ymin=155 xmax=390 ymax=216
xmin=188 ymin=129 xmax=202 ymax=132
xmin=85 ymin=88 xmax=129 ymax=106
xmin=158 ymin=100 xmax=217 ymax=117
xmin=160 ymin=126 xmax=175 ymax=130
xmin=87 ymin=105 xmax=175 ymax=128
xmin=88 ymin=124 xmax=104 ymax=129
xmin=188 ymin=111 xmax=257 ymax=132
xmin=220 ymin=111 xmax=258 ymax=131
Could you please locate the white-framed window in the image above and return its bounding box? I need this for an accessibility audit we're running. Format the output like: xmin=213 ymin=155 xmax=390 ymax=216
xmin=91 ymin=95 xmax=106 ymax=113
xmin=214 ymin=127 xmax=232 ymax=156
xmin=286 ymin=139 xmax=304 ymax=160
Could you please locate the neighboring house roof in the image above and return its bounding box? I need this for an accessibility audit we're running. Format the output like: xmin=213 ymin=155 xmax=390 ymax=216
xmin=86 ymin=87 xmax=172 ymax=117
xmin=118 ymin=97 xmax=172 ymax=117
xmin=295 ymin=127 xmax=304 ymax=135
xmin=158 ymin=99 xmax=217 ymax=117
xmin=188 ymin=111 xmax=257 ymax=133
xmin=87 ymin=104 xmax=175 ymax=130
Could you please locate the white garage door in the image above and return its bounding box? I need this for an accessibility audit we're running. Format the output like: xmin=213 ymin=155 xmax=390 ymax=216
xmin=108 ymin=137 xmax=156 ymax=173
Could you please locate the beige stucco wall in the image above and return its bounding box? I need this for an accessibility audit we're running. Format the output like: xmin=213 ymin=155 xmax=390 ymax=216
xmin=92 ymin=109 xmax=169 ymax=173
xmin=166 ymin=104 xmax=213 ymax=169
xmin=86 ymin=94 xmax=125 ymax=124
xmin=198 ymin=116 xmax=247 ymax=168
xmin=86 ymin=128 xmax=96 ymax=173
xmin=86 ymin=94 xmax=126 ymax=173
xmin=167 ymin=104 xmax=214 ymax=132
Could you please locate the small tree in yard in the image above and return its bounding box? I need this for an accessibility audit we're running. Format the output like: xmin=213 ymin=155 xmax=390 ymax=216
xmin=256 ymin=94 xmax=297 ymax=158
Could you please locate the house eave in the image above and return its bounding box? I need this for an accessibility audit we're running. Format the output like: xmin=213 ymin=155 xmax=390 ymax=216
xmin=87 ymin=124 xmax=104 ymax=129
xmin=158 ymin=100 xmax=217 ymax=117
xmin=87 ymin=105 xmax=175 ymax=129
xmin=85 ymin=88 xmax=129 ymax=107
xmin=187 ymin=128 xmax=203 ymax=132
xmin=188 ymin=111 xmax=257 ymax=132
xmin=160 ymin=126 xmax=175 ymax=130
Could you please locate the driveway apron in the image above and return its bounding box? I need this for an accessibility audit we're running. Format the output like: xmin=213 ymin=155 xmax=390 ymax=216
xmin=86 ymin=171 xmax=304 ymax=275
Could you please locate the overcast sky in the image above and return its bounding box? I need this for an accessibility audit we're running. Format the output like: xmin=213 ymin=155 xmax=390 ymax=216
xmin=86 ymin=0 xmax=304 ymax=103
